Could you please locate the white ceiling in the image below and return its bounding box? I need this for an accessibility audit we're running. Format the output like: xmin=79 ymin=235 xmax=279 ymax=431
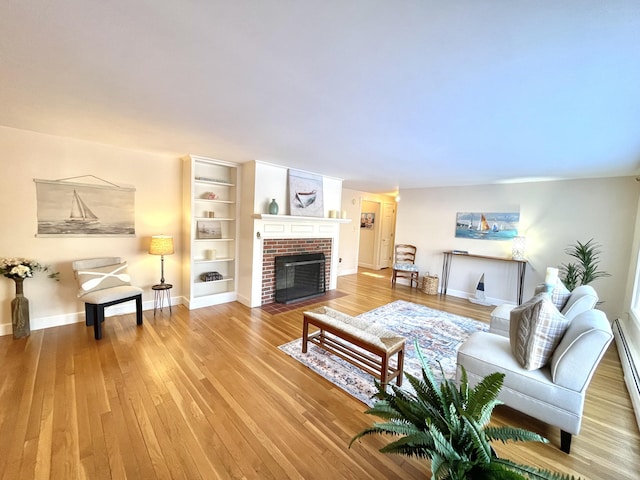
xmin=1 ymin=1 xmax=639 ymax=193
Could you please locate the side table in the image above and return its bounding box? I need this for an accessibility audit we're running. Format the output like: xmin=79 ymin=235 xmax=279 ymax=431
xmin=152 ymin=283 xmax=172 ymax=316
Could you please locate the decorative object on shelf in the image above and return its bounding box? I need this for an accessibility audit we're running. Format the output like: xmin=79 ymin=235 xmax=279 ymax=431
xmin=511 ymin=235 xmax=526 ymax=260
xmin=149 ymin=235 xmax=174 ymax=285
xmin=206 ymin=211 xmax=215 ymax=218
xmin=0 ymin=257 xmax=59 ymax=338
xmin=197 ymin=220 xmax=222 ymax=239
xmin=454 ymin=211 xmax=520 ymax=241
xmin=201 ymin=192 xmax=219 ymax=200
xmin=288 ymin=169 xmax=324 ymax=217
xmin=269 ymin=198 xmax=279 ymax=215
xmin=200 ymin=271 xmax=223 ymax=282
xmin=205 ymin=249 xmax=217 ymax=260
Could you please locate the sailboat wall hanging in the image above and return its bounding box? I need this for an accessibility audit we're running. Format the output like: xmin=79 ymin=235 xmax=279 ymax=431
xmin=34 ymin=176 xmax=136 ymax=237
xmin=454 ymin=211 xmax=520 ymax=241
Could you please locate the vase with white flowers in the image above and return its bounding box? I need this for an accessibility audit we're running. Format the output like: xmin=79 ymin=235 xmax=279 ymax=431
xmin=0 ymin=257 xmax=58 ymax=338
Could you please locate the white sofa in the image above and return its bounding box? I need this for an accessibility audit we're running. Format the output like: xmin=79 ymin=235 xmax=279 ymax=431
xmin=457 ymin=308 xmax=612 ymax=453
xmin=490 ymin=284 xmax=599 ymax=337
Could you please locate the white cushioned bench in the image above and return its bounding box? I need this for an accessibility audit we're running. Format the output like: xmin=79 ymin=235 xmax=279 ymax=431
xmin=302 ymin=306 xmax=406 ymax=386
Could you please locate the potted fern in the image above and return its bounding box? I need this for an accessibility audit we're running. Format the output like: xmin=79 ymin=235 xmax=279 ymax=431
xmin=350 ymin=343 xmax=578 ymax=480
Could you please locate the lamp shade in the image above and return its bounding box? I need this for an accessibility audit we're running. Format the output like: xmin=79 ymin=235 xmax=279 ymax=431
xmin=149 ymin=235 xmax=174 ymax=255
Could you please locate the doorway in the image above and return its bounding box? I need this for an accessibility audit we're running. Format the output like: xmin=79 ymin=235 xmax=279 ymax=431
xmin=358 ymin=200 xmax=396 ymax=270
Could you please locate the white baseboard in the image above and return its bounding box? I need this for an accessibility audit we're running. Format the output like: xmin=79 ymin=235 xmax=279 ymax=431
xmin=443 ymin=288 xmax=506 ymax=307
xmin=613 ymin=317 xmax=640 ymax=432
xmin=0 ymin=297 xmax=165 ymax=337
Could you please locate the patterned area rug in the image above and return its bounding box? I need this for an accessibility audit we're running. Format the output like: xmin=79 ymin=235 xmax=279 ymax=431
xmin=279 ymin=300 xmax=488 ymax=405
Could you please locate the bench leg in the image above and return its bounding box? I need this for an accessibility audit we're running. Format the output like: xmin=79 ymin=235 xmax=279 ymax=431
xmin=135 ymin=295 xmax=143 ymax=326
xmin=302 ymin=318 xmax=309 ymax=353
xmin=381 ymin=353 xmax=389 ymax=386
xmin=94 ymin=305 xmax=105 ymax=340
xmin=85 ymin=304 xmax=96 ymax=326
xmin=396 ymin=348 xmax=404 ymax=386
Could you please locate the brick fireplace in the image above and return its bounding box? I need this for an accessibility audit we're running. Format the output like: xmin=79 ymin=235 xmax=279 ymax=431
xmin=261 ymin=238 xmax=332 ymax=304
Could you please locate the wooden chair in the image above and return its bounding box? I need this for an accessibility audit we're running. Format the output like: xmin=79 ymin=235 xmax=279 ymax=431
xmin=72 ymin=257 xmax=144 ymax=340
xmin=391 ymin=244 xmax=419 ymax=288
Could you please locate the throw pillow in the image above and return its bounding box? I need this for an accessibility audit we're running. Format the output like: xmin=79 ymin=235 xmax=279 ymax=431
xmin=509 ymin=293 xmax=571 ymax=370
xmin=76 ymin=262 xmax=131 ymax=297
xmin=550 ymin=281 xmax=572 ymax=311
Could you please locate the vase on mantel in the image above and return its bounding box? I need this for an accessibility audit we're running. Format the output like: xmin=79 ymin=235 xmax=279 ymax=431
xmin=269 ymin=199 xmax=279 ymax=215
xmin=11 ymin=278 xmax=30 ymax=338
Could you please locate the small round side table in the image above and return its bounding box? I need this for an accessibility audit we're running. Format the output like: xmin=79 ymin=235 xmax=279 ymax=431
xmin=152 ymin=283 xmax=172 ymax=316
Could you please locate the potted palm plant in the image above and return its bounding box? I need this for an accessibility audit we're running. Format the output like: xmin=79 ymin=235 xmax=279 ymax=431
xmin=350 ymin=343 xmax=578 ymax=480
xmin=560 ymin=239 xmax=610 ymax=291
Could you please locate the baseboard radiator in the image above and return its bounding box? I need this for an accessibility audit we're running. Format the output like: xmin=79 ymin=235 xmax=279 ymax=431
xmin=613 ymin=318 xmax=640 ymax=431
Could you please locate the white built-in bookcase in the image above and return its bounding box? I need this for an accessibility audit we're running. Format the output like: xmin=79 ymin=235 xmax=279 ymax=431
xmin=182 ymin=155 xmax=239 ymax=309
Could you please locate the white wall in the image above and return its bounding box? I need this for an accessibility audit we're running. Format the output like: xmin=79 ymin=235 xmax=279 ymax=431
xmin=395 ymin=177 xmax=639 ymax=320
xmin=0 ymin=126 xmax=182 ymax=334
xmin=338 ymin=188 xmax=363 ymax=275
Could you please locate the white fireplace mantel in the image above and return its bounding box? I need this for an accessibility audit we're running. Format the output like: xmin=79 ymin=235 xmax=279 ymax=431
xmin=252 ymin=213 xmax=351 ymax=222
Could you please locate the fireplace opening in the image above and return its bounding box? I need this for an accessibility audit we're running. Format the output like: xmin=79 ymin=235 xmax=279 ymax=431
xmin=275 ymin=253 xmax=326 ymax=304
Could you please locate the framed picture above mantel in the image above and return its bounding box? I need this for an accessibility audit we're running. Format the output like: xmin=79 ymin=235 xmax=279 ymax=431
xmin=288 ymin=169 xmax=324 ymax=218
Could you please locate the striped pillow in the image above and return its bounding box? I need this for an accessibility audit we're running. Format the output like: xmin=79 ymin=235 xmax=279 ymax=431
xmin=509 ymin=293 xmax=570 ymax=370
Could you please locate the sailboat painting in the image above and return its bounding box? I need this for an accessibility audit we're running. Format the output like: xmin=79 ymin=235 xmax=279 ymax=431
xmin=288 ymin=169 xmax=324 ymax=218
xmin=455 ymin=212 xmax=519 ymax=241
xmin=34 ymin=177 xmax=135 ymax=236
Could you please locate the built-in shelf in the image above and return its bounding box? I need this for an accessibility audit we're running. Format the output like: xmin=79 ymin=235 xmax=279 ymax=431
xmin=194 ymin=257 xmax=234 ymax=263
xmin=195 ymin=198 xmax=235 ymax=204
xmin=253 ymin=214 xmax=351 ymax=223
xmin=183 ymin=155 xmax=239 ymax=309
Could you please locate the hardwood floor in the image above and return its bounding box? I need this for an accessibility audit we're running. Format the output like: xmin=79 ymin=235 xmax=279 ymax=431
xmin=0 ymin=268 xmax=638 ymax=479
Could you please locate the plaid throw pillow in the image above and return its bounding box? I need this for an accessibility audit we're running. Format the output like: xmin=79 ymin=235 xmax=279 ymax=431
xmin=76 ymin=262 xmax=131 ymax=297
xmin=551 ymin=281 xmax=572 ymax=311
xmin=510 ymin=293 xmax=570 ymax=370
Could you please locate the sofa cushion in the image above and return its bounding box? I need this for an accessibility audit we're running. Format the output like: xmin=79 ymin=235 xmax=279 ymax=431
xmin=510 ymin=293 xmax=571 ymax=370
xmin=76 ymin=262 xmax=131 ymax=297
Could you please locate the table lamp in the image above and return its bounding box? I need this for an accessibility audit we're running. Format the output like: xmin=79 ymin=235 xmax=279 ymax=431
xmin=149 ymin=235 xmax=174 ymax=285
xmin=512 ymin=236 xmax=526 ymax=260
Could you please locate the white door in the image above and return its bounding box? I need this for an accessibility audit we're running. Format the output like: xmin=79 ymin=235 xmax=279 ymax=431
xmin=378 ymin=202 xmax=396 ymax=269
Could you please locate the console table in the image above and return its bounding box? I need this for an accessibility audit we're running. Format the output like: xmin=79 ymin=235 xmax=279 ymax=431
xmin=440 ymin=251 xmax=527 ymax=304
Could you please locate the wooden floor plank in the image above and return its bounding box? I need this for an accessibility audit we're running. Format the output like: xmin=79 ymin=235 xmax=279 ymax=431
xmin=0 ymin=268 xmax=638 ymax=479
